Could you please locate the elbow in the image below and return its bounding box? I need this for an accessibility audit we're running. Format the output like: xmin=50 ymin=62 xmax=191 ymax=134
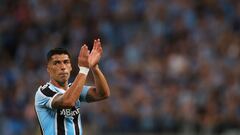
xmin=99 ymin=89 xmax=110 ymax=100
xmin=104 ymin=89 xmax=110 ymax=99
xmin=100 ymin=94 xmax=110 ymax=101
xmin=106 ymin=91 xmax=110 ymax=98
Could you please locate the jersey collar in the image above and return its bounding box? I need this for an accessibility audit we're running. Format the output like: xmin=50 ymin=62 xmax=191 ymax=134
xmin=48 ymin=82 xmax=67 ymax=93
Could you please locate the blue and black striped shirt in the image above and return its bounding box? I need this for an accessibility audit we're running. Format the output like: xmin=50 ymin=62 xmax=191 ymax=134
xmin=35 ymin=82 xmax=90 ymax=135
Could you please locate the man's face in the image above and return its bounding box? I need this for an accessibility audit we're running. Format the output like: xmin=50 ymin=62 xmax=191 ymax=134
xmin=47 ymin=54 xmax=72 ymax=84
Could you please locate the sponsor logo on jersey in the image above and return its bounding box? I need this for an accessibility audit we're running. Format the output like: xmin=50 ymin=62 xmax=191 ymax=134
xmin=60 ymin=108 xmax=80 ymax=117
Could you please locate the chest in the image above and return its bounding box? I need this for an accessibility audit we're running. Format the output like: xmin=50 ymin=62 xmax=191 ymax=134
xmin=57 ymin=100 xmax=81 ymax=118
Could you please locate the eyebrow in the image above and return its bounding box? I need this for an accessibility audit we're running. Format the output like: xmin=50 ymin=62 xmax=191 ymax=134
xmin=52 ymin=58 xmax=70 ymax=62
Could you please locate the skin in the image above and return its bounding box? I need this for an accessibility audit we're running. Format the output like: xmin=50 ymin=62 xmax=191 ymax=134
xmin=47 ymin=39 xmax=110 ymax=109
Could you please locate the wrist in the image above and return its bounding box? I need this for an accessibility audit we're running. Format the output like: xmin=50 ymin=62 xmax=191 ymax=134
xmin=78 ymin=66 xmax=89 ymax=75
xmin=91 ymin=64 xmax=99 ymax=70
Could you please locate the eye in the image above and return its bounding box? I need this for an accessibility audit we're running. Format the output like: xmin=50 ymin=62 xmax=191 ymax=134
xmin=64 ymin=60 xmax=70 ymax=64
xmin=53 ymin=61 xmax=61 ymax=65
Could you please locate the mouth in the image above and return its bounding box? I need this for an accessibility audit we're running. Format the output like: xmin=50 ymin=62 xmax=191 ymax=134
xmin=59 ymin=73 xmax=68 ymax=76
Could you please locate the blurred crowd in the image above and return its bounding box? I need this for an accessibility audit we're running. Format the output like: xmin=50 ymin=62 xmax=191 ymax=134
xmin=0 ymin=0 xmax=240 ymax=135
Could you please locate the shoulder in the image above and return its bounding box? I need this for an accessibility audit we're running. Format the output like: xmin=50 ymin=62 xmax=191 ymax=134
xmin=37 ymin=83 xmax=57 ymax=97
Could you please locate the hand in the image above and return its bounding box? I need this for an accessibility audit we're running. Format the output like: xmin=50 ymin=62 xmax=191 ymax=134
xmin=88 ymin=39 xmax=103 ymax=68
xmin=78 ymin=44 xmax=90 ymax=67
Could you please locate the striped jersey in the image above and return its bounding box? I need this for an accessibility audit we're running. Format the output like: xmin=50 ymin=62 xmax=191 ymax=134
xmin=35 ymin=82 xmax=90 ymax=135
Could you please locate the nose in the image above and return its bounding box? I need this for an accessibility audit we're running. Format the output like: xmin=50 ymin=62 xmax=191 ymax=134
xmin=60 ymin=63 xmax=66 ymax=70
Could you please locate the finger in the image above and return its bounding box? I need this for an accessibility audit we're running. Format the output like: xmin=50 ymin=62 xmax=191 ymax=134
xmin=79 ymin=44 xmax=85 ymax=57
xmin=97 ymin=39 xmax=102 ymax=51
xmin=93 ymin=39 xmax=99 ymax=51
xmin=93 ymin=39 xmax=97 ymax=50
xmin=82 ymin=44 xmax=88 ymax=55
xmin=83 ymin=45 xmax=89 ymax=57
xmin=98 ymin=47 xmax=103 ymax=55
xmin=98 ymin=39 xmax=102 ymax=47
xmin=86 ymin=46 xmax=90 ymax=57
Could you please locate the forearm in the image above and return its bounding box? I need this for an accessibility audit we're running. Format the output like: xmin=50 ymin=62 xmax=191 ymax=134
xmin=52 ymin=73 xmax=87 ymax=108
xmin=91 ymin=65 xmax=110 ymax=97
xmin=64 ymin=74 xmax=87 ymax=103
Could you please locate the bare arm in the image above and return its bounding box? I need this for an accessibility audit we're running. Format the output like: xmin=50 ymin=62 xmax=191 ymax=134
xmin=52 ymin=74 xmax=87 ymax=108
xmin=86 ymin=65 xmax=110 ymax=102
xmin=86 ymin=39 xmax=110 ymax=102
xmin=52 ymin=45 xmax=90 ymax=109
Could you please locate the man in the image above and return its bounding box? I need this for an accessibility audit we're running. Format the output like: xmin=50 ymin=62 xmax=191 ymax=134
xmin=35 ymin=39 xmax=110 ymax=135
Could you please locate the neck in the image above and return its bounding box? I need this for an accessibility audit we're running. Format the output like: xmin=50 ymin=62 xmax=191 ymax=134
xmin=50 ymin=79 xmax=68 ymax=90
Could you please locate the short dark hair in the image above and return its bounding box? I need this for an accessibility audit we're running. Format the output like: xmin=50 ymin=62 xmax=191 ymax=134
xmin=47 ymin=48 xmax=71 ymax=62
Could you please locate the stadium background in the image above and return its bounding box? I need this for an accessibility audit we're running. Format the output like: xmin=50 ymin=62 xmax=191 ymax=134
xmin=0 ymin=0 xmax=240 ymax=135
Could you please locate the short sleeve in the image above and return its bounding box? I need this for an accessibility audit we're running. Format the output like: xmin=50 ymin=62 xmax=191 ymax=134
xmin=79 ymin=85 xmax=90 ymax=102
xmin=35 ymin=86 xmax=60 ymax=109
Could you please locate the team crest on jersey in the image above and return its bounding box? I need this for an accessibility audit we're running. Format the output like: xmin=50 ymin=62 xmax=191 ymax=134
xmin=40 ymin=84 xmax=49 ymax=90
xmin=60 ymin=108 xmax=80 ymax=117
